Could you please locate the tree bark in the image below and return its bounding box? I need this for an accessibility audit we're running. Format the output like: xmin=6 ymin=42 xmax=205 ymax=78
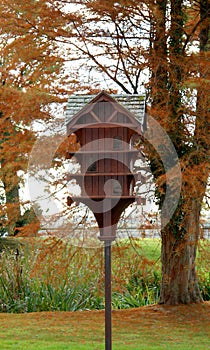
xmin=150 ymin=0 xmax=168 ymax=108
xmin=1 ymin=167 xmax=22 ymax=235
xmin=159 ymin=198 xmax=203 ymax=304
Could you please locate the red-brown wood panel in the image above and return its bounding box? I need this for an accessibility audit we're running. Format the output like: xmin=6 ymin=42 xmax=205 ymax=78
xmin=85 ymin=128 xmax=91 ymax=150
xmin=99 ymin=128 xmax=105 ymax=151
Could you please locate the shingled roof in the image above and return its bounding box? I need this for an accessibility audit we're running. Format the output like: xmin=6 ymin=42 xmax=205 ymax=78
xmin=66 ymin=92 xmax=146 ymax=126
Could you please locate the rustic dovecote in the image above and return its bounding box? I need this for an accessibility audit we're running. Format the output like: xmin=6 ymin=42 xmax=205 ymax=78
xmin=66 ymin=91 xmax=146 ymax=241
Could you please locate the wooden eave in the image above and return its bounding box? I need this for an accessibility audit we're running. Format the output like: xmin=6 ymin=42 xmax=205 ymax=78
xmin=66 ymin=91 xmax=143 ymax=136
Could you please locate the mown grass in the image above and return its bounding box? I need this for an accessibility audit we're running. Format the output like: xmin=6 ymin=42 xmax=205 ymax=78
xmin=0 ymin=302 xmax=209 ymax=349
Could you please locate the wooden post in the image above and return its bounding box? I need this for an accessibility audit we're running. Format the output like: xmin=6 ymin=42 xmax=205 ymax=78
xmin=103 ymin=199 xmax=113 ymax=350
xmin=104 ymin=240 xmax=112 ymax=350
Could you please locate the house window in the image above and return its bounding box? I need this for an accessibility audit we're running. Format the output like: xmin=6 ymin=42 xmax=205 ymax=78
xmin=113 ymin=136 xmax=122 ymax=149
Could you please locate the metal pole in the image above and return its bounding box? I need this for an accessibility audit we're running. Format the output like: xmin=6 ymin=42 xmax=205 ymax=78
xmin=104 ymin=240 xmax=112 ymax=350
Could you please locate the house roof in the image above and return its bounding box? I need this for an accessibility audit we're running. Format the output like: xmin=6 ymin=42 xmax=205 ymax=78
xmin=66 ymin=91 xmax=146 ymax=126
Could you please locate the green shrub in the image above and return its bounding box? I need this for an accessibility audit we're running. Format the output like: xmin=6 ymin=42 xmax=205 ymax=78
xmin=199 ymin=272 xmax=210 ymax=301
xmin=112 ymin=270 xmax=161 ymax=309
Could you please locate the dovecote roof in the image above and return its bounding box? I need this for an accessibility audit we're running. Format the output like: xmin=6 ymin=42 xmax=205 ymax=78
xmin=66 ymin=91 xmax=146 ymax=127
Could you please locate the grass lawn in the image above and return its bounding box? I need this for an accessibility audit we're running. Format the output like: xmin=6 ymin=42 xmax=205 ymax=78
xmin=0 ymin=302 xmax=209 ymax=349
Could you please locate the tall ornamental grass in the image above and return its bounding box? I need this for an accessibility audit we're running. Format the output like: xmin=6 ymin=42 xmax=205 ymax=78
xmin=0 ymin=237 xmax=209 ymax=313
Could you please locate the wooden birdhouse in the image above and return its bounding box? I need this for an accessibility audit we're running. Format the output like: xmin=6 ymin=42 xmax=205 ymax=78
xmin=66 ymin=91 xmax=146 ymax=241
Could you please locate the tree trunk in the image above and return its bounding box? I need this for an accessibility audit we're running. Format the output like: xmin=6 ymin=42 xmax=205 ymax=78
xmin=2 ymin=170 xmax=22 ymax=235
xmin=159 ymin=198 xmax=203 ymax=304
xmin=152 ymin=0 xmax=208 ymax=305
